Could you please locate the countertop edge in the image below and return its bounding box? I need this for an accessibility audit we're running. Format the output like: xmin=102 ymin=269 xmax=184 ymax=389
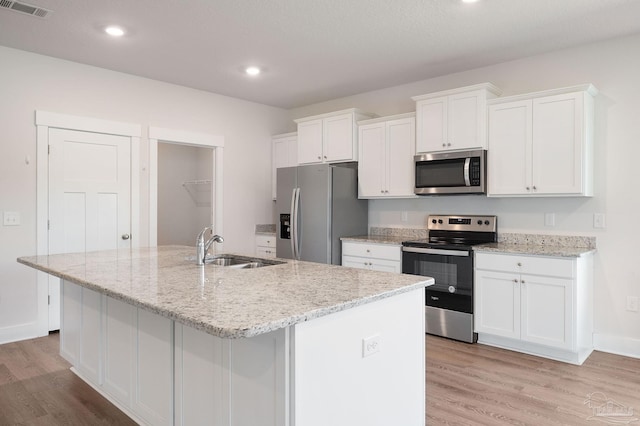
xmin=18 ymin=256 xmax=432 ymax=339
xmin=473 ymin=244 xmax=596 ymax=258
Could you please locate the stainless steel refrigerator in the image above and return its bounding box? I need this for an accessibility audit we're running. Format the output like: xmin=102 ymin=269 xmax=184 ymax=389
xmin=276 ymin=164 xmax=368 ymax=264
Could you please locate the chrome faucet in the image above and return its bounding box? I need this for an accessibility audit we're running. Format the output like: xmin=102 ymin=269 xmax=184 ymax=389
xmin=196 ymin=226 xmax=224 ymax=265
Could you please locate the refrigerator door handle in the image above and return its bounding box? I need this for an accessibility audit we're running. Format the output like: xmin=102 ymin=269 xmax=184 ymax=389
xmin=289 ymin=187 xmax=297 ymax=259
xmin=293 ymin=187 xmax=300 ymax=259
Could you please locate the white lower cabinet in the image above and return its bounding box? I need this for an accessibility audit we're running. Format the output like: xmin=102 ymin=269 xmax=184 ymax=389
xmin=61 ymin=281 xmax=173 ymax=426
xmin=474 ymin=252 xmax=594 ymax=365
xmin=255 ymin=234 xmax=276 ymax=258
xmin=341 ymin=241 xmax=402 ymax=273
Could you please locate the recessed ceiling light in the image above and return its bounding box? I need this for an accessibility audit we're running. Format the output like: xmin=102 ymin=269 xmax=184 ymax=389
xmin=462 ymin=0 xmax=479 ymax=3
xmin=245 ymin=66 xmax=261 ymax=76
xmin=105 ymin=26 xmax=125 ymax=37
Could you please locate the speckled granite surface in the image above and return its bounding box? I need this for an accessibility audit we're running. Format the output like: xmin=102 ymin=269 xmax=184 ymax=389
xmin=340 ymin=235 xmax=407 ymax=245
xmin=475 ymin=233 xmax=596 ymax=257
xmin=341 ymin=227 xmax=428 ymax=244
xmin=18 ymin=246 xmax=431 ymax=339
xmin=255 ymin=224 xmax=276 ymax=235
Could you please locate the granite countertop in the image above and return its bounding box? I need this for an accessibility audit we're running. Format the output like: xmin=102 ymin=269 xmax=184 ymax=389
xmin=340 ymin=235 xmax=407 ymax=245
xmin=18 ymin=246 xmax=432 ymax=339
xmin=473 ymin=243 xmax=595 ymax=257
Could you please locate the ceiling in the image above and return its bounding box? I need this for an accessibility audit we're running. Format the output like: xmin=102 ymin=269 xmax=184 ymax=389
xmin=2 ymin=0 xmax=640 ymax=109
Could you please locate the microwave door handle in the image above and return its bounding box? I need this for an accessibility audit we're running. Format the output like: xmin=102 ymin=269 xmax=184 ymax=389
xmin=464 ymin=157 xmax=471 ymax=186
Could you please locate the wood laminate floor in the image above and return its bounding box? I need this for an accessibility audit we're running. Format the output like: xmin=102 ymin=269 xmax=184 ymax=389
xmin=426 ymin=334 xmax=640 ymax=425
xmin=1 ymin=333 xmax=639 ymax=425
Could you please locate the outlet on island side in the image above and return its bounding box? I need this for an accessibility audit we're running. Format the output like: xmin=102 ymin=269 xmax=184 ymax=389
xmin=627 ymin=296 xmax=639 ymax=312
xmin=362 ymin=334 xmax=381 ymax=358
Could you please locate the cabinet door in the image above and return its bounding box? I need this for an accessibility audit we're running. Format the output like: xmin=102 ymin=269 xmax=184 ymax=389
xmin=474 ymin=270 xmax=520 ymax=338
xmin=342 ymin=256 xmax=370 ymax=270
xmin=272 ymin=136 xmax=297 ymax=199
xmin=358 ymin=123 xmax=386 ymax=197
xmin=386 ymin=117 xmax=416 ymax=197
xmin=79 ymin=288 xmax=102 ymax=384
xmin=134 ymin=309 xmax=174 ymax=426
xmin=532 ymin=92 xmax=584 ymax=195
xmin=103 ymin=296 xmax=135 ymax=406
xmin=297 ymin=120 xmax=323 ymax=164
xmin=520 ymin=274 xmax=573 ymax=350
xmin=416 ymin=96 xmax=447 ymax=153
xmin=487 ymin=100 xmax=532 ymax=196
xmin=324 ymin=113 xmax=355 ymax=162
xmin=448 ymin=90 xmax=485 ymax=150
xmin=370 ymin=259 xmax=401 ymax=273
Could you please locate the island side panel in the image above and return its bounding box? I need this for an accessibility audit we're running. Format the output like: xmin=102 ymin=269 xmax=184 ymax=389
xmin=293 ymin=288 xmax=425 ymax=426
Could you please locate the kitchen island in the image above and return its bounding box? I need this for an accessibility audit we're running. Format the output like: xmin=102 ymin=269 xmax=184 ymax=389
xmin=18 ymin=245 xmax=432 ymax=426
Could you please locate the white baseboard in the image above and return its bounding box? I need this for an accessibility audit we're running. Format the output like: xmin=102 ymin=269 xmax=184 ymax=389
xmin=593 ymin=334 xmax=640 ymax=359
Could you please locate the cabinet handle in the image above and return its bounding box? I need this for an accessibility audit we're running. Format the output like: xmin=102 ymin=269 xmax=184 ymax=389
xmin=442 ymin=143 xmax=446 ymax=147
xmin=513 ymin=279 xmax=518 ymax=283
xmin=517 ymin=262 xmax=522 ymax=267
xmin=317 ymin=156 xmax=321 ymax=160
xmin=521 ymin=279 xmax=525 ymax=284
xmin=525 ymin=187 xmax=530 ymax=191
xmin=324 ymin=155 xmax=327 ymax=159
xmin=366 ymin=249 xmax=370 ymax=253
xmin=381 ymin=190 xmax=384 ymax=193
xmin=447 ymin=143 xmax=451 ymax=147
xmin=532 ymin=186 xmax=537 ymax=191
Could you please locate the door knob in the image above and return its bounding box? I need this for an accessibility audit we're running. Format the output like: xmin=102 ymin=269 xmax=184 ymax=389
xmin=121 ymin=234 xmax=130 ymax=240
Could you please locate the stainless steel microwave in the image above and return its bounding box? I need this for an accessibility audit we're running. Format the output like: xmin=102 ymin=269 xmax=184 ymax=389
xmin=414 ymin=149 xmax=486 ymax=195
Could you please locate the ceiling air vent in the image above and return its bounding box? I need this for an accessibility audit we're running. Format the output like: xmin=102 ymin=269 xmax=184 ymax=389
xmin=0 ymin=0 xmax=52 ymax=18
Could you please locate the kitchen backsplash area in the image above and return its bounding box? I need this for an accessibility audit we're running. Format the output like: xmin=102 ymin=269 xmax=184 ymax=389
xmin=255 ymin=224 xmax=276 ymax=234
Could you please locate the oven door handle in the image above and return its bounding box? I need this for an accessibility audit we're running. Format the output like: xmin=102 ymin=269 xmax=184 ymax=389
xmin=402 ymin=246 xmax=470 ymax=257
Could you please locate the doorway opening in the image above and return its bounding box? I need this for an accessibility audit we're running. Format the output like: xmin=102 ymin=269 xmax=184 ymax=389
xmin=148 ymin=127 xmax=224 ymax=248
xmin=157 ymin=143 xmax=213 ymax=245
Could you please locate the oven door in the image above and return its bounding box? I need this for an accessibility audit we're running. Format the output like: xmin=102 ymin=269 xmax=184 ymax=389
xmin=401 ymin=246 xmax=474 ymax=313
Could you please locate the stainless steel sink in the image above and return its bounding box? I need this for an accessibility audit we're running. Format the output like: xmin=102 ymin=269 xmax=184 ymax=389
xmin=201 ymin=254 xmax=283 ymax=269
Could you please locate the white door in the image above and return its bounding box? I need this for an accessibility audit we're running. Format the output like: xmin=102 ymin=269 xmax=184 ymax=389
xmin=323 ymin=112 xmax=353 ymax=162
xmin=448 ymin=90 xmax=482 ymax=150
xmin=416 ymin=96 xmax=447 ymax=153
xmin=474 ymin=270 xmax=520 ymax=338
xmin=48 ymin=128 xmax=132 ymax=330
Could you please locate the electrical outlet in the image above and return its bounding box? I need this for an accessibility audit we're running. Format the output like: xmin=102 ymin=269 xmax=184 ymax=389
xmin=3 ymin=211 xmax=20 ymax=226
xmin=627 ymin=296 xmax=639 ymax=312
xmin=593 ymin=213 xmax=606 ymax=229
xmin=362 ymin=334 xmax=381 ymax=358
xmin=401 ymin=211 xmax=408 ymax=222
xmin=544 ymin=213 xmax=555 ymax=227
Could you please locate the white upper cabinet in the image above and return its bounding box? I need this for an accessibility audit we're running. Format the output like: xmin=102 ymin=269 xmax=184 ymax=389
xmin=272 ymin=132 xmax=297 ymax=200
xmin=358 ymin=113 xmax=416 ymax=198
xmin=412 ymin=83 xmax=501 ymax=153
xmin=295 ymin=109 xmax=374 ymax=165
xmin=488 ymin=84 xmax=596 ymax=197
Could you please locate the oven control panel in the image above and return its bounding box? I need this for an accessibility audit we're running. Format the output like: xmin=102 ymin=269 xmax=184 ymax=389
xmin=427 ymin=215 xmax=497 ymax=232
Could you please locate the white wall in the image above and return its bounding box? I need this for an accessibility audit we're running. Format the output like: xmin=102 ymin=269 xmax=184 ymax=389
xmin=290 ymin=34 xmax=640 ymax=356
xmin=0 ymin=46 xmax=290 ymax=343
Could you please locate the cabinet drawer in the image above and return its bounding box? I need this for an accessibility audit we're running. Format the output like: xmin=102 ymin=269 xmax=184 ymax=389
xmin=342 ymin=241 xmax=401 ymax=261
xmin=475 ymin=252 xmax=574 ymax=278
xmin=256 ymin=247 xmax=276 ymax=258
xmin=255 ymin=235 xmax=276 ymax=248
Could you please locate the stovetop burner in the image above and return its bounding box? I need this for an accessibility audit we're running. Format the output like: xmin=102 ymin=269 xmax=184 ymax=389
xmin=402 ymin=214 xmax=498 ymax=249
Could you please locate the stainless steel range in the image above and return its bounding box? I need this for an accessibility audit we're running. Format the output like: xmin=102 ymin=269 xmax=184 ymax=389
xmin=402 ymin=214 xmax=497 ymax=343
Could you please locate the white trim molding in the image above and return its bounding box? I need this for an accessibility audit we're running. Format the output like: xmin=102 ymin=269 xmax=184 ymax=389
xmin=148 ymin=126 xmax=224 ymax=247
xmin=594 ymin=334 xmax=640 ymax=359
xmin=36 ymin=110 xmax=141 ymax=137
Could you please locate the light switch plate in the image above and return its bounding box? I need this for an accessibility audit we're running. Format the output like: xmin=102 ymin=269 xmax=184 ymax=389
xmin=3 ymin=211 xmax=20 ymax=226
xmin=593 ymin=213 xmax=606 ymax=229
